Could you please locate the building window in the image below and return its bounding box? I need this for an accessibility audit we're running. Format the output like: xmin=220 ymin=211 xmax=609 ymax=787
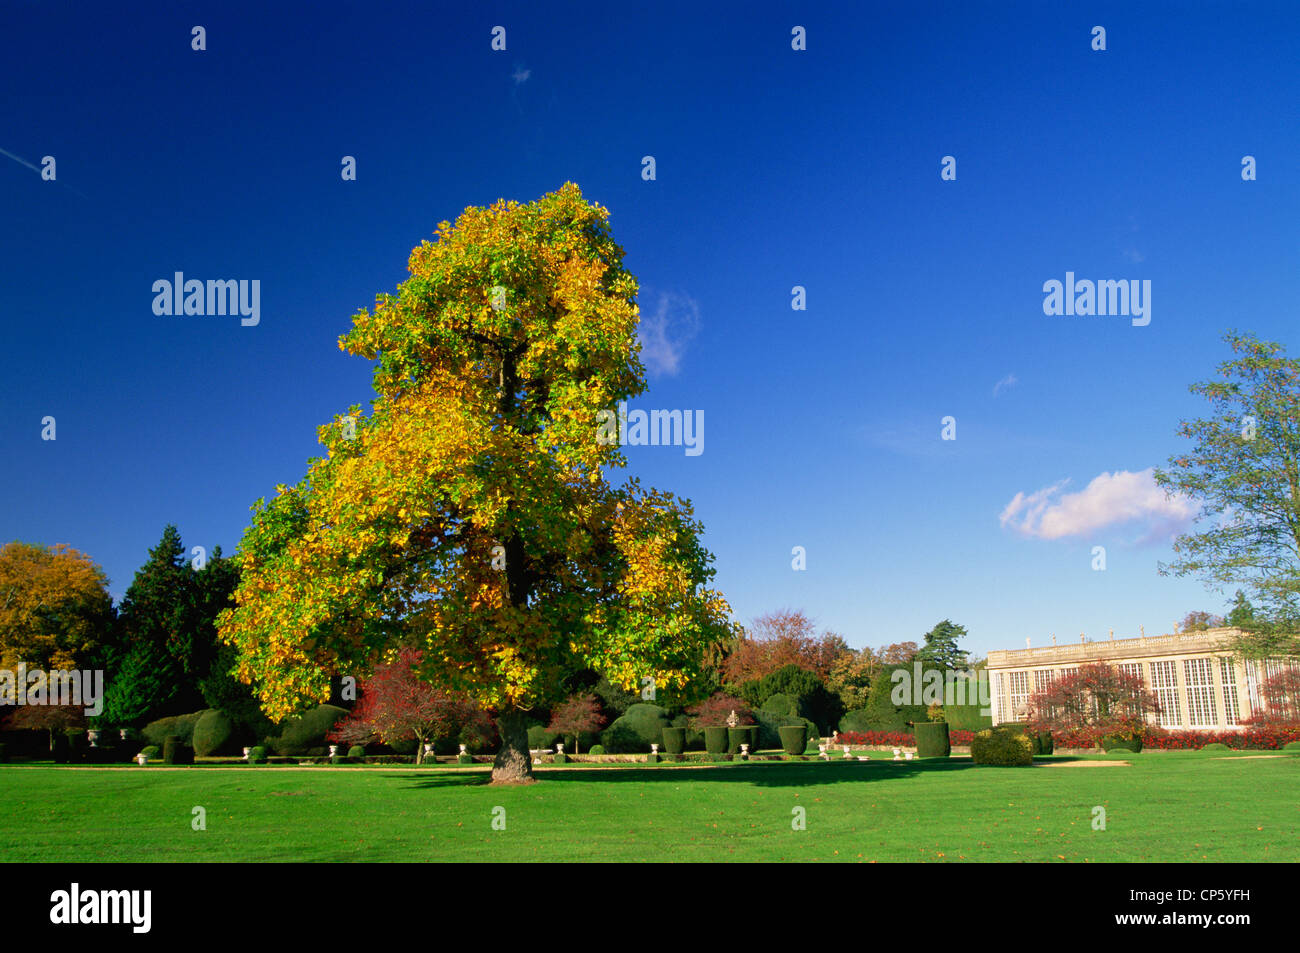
xmin=1183 ymin=658 xmax=1218 ymax=727
xmin=1008 ymin=671 xmax=1030 ymax=720
xmin=1034 ymin=669 xmax=1054 ymax=692
xmin=1220 ymin=657 xmax=1240 ymax=725
xmin=1150 ymin=660 xmax=1182 ymax=728
xmin=1118 ymin=662 xmax=1144 ymax=685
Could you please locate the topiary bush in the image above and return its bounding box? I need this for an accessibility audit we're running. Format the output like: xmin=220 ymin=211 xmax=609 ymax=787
xmin=140 ymin=745 xmax=160 ymax=760
xmin=601 ymin=704 xmax=670 ymax=753
xmin=914 ymin=721 xmax=951 ymax=758
xmin=1102 ymin=731 xmax=1144 ymax=753
xmin=703 ymin=726 xmax=728 ymax=755
xmin=347 ymin=745 xmax=366 ymax=759
xmin=970 ymin=727 xmax=1033 ymax=766
xmin=760 ymin=693 xmax=800 ymax=718
xmin=662 ymin=727 xmax=686 ymax=754
xmin=1200 ymin=742 xmax=1230 ymax=751
xmin=778 ymin=724 xmax=807 ymax=755
xmin=162 ymin=735 xmax=194 ymax=765
xmin=1036 ymin=730 xmax=1054 ymax=755
xmin=727 ymin=727 xmax=750 ymax=754
xmin=272 ymin=704 xmax=347 ymax=756
xmin=192 ymin=710 xmax=235 ymax=757
xmin=248 ymin=745 xmax=267 ymax=763
xmin=587 ymin=744 xmax=606 ymax=756
xmin=1284 ymin=740 xmax=1300 ymax=751
xmin=143 ymin=711 xmax=207 ymax=749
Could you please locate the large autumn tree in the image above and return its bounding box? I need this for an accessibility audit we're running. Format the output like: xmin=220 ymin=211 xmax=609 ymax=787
xmin=1155 ymin=332 xmax=1300 ymax=657
xmin=217 ymin=183 xmax=737 ymax=783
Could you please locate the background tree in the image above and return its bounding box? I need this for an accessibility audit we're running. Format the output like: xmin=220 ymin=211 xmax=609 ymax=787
xmin=720 ymin=609 xmax=848 ymax=684
xmin=1155 ymin=332 xmax=1300 ymax=657
xmin=915 ymin=619 xmax=970 ymax=669
xmin=546 ymin=692 xmax=606 ymax=753
xmin=1025 ymin=663 xmax=1161 ymax=732
xmin=1259 ymin=669 xmax=1300 ymax=722
xmin=826 ymin=647 xmax=881 ymax=711
xmin=218 ymin=184 xmax=737 ymax=783
xmin=1176 ymin=610 xmax=1225 ymax=632
xmin=2 ymin=703 xmax=86 ymax=752
xmin=0 ymin=542 xmax=114 ymax=670
xmin=878 ymin=641 xmax=920 ymax=664
xmin=326 ymin=647 xmax=470 ymax=763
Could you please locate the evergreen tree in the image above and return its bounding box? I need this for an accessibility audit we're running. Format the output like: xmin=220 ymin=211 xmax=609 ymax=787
xmin=916 ymin=619 xmax=970 ymax=670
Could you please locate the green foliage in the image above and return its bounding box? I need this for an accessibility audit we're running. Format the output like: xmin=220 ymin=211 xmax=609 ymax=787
xmin=970 ymin=727 xmax=1033 ymax=766
xmin=863 ymin=664 xmax=928 ymax=731
xmin=1201 ymin=742 xmax=1231 ymax=751
xmin=248 ymin=745 xmax=267 ymax=763
xmin=587 ymin=744 xmax=606 ymax=755
xmin=347 ymin=745 xmax=366 ymax=759
xmin=600 ymin=703 xmax=670 ymax=753
xmin=738 ymin=664 xmax=843 ymax=734
xmin=914 ymin=721 xmax=951 ymax=758
xmin=143 ymin=711 xmax=207 ymax=749
xmin=1154 ymin=333 xmax=1300 ymax=646
xmin=192 ymin=709 xmax=234 ymax=757
xmin=760 ymin=693 xmax=800 ymax=718
xmin=1103 ymin=732 xmax=1144 ymax=753
xmin=1282 ymin=740 xmax=1300 ymax=751
xmin=1036 ymin=731 xmax=1054 ymax=755
xmin=527 ymin=725 xmax=558 ymax=750
xmin=273 ymin=704 xmax=347 ymax=756
xmin=838 ymin=709 xmax=873 ymax=733
xmin=778 ymin=724 xmax=807 ymax=755
xmin=140 ymin=745 xmax=160 ymax=760
xmin=944 ymin=699 xmax=994 ymax=731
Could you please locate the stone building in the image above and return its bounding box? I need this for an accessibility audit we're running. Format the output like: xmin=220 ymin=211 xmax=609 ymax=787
xmin=985 ymin=627 xmax=1297 ymax=730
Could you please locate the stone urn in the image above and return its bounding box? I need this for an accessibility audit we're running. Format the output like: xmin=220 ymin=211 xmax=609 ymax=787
xmin=87 ymin=730 xmax=100 ymax=748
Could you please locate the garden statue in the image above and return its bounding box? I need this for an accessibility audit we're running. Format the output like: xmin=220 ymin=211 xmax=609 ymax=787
xmin=726 ymin=710 xmax=739 ymax=728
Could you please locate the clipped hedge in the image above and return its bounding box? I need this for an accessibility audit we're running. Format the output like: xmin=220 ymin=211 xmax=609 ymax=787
xmin=970 ymin=727 xmax=1033 ymax=766
xmin=143 ymin=711 xmax=207 ymax=748
xmin=1103 ymin=732 xmax=1144 ymax=753
xmin=703 ymin=726 xmax=728 ymax=755
xmin=601 ymin=704 xmax=671 ymax=754
xmin=778 ymin=724 xmax=807 ymax=755
xmin=914 ymin=721 xmax=951 ymax=759
xmin=1200 ymin=742 xmax=1230 ymax=752
xmin=272 ymin=704 xmax=347 ymax=756
xmin=662 ymin=727 xmax=686 ymax=754
xmin=587 ymin=744 xmax=606 ymax=755
xmin=347 ymin=745 xmax=366 ymax=759
xmin=193 ymin=710 xmax=235 ymax=757
xmin=248 ymin=746 xmax=267 ymax=763
xmin=760 ymin=693 xmax=800 ymax=718
xmin=162 ymin=735 xmax=194 ymax=765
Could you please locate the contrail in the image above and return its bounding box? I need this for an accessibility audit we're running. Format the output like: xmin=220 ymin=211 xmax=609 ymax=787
xmin=0 ymin=145 xmax=89 ymax=198
xmin=0 ymin=146 xmax=42 ymax=173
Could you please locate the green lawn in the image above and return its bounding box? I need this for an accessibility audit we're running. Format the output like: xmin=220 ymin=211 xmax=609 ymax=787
xmin=1 ymin=750 xmax=1296 ymax=862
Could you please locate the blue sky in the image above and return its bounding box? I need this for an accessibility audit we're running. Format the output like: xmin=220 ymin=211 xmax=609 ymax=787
xmin=2 ymin=1 xmax=1297 ymax=658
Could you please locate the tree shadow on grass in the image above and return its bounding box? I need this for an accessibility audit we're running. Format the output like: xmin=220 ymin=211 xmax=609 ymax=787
xmin=394 ymin=758 xmax=984 ymax=789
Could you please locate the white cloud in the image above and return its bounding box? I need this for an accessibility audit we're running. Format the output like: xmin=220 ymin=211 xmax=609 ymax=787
xmin=512 ymin=66 xmax=531 ymax=85
xmin=1000 ymin=468 xmax=1195 ymax=542
xmin=992 ymin=373 xmax=1018 ymax=397
xmin=637 ymin=291 xmax=700 ymax=376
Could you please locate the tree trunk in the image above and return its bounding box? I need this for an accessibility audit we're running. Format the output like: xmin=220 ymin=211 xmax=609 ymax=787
xmin=492 ymin=708 xmax=535 ymax=784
